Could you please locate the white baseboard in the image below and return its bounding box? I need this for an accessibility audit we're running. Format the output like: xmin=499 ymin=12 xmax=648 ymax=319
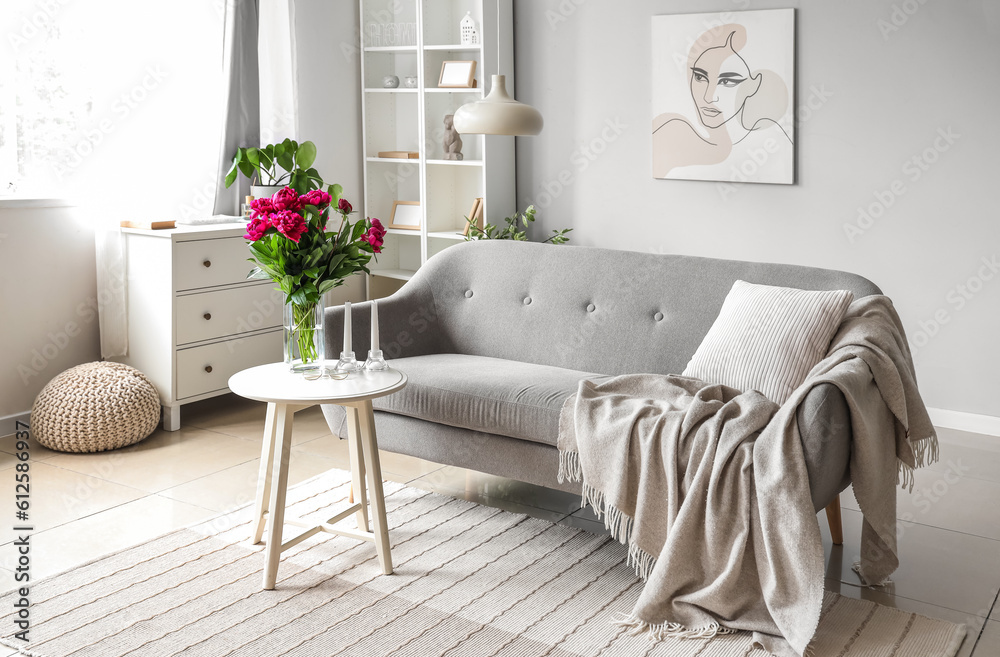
xmin=0 ymin=411 xmax=30 ymax=439
xmin=927 ymin=407 xmax=1000 ymax=438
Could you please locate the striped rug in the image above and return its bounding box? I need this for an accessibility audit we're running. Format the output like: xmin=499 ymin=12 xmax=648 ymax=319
xmin=0 ymin=469 xmax=965 ymax=656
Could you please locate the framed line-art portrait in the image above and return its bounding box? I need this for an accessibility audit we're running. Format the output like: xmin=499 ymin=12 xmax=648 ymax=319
xmin=438 ymin=60 xmax=477 ymax=88
xmin=651 ymin=9 xmax=794 ymax=184
xmin=388 ymin=201 xmax=421 ymax=230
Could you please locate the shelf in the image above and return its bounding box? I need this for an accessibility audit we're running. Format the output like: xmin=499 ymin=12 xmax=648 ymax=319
xmin=370 ymin=268 xmax=416 ymax=282
xmin=364 ymin=45 xmax=418 ymax=52
xmin=424 ymin=88 xmax=482 ymax=94
xmin=423 ymin=44 xmax=481 ymax=51
xmin=359 ymin=0 xmax=515 ymax=303
xmin=428 ymin=231 xmax=468 ymax=241
xmin=426 ymin=159 xmax=483 ymax=167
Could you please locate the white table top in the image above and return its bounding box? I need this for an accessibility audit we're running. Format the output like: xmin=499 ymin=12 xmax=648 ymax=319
xmin=228 ymin=363 xmax=406 ymax=405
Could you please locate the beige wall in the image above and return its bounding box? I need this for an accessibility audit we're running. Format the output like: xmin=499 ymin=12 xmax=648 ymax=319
xmin=512 ymin=0 xmax=1000 ymax=418
xmin=0 ymin=205 xmax=101 ymax=433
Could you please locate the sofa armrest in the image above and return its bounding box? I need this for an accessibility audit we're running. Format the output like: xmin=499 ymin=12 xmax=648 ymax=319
xmin=323 ymin=277 xmax=448 ymax=359
xmin=797 ymin=383 xmax=852 ymax=512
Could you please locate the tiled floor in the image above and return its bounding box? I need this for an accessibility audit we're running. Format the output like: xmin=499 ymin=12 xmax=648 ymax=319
xmin=0 ymin=394 xmax=997 ymax=656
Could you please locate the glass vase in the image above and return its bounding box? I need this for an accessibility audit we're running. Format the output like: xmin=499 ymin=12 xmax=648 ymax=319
xmin=283 ymin=296 xmax=325 ymax=373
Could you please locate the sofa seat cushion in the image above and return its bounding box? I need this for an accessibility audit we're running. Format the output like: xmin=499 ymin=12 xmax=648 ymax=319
xmin=375 ymin=354 xmax=605 ymax=447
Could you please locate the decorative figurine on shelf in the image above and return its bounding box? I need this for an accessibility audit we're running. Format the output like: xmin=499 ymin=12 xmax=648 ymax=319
xmin=443 ymin=115 xmax=464 ymax=161
xmin=382 ymin=75 xmax=399 ymax=88
xmin=403 ymin=75 xmax=418 ymax=88
xmin=460 ymin=12 xmax=479 ymax=45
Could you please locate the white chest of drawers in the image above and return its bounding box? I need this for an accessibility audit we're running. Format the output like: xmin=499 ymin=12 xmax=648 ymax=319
xmin=115 ymin=223 xmax=283 ymax=430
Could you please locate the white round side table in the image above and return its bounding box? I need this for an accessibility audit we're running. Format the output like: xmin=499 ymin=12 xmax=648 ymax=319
xmin=228 ymin=363 xmax=407 ymax=590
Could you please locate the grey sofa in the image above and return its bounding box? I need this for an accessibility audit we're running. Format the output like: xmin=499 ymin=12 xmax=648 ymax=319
xmin=321 ymin=240 xmax=882 ymax=516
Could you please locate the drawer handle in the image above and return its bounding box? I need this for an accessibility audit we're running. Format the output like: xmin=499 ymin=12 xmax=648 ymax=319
xmin=204 ymin=365 xmax=213 ymax=373
xmin=203 ymin=313 xmax=212 ymax=321
xmin=203 ymin=260 xmax=212 ymax=268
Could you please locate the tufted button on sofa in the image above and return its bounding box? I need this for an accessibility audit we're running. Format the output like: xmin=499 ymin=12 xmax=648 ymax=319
xmin=322 ymin=240 xmax=882 ymax=512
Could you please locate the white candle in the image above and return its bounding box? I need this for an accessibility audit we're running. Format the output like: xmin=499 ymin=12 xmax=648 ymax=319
xmin=343 ymin=301 xmax=352 ymax=353
xmin=371 ymin=300 xmax=380 ymax=351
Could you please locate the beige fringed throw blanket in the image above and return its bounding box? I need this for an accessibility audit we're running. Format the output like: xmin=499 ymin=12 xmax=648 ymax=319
xmin=557 ymin=296 xmax=938 ymax=657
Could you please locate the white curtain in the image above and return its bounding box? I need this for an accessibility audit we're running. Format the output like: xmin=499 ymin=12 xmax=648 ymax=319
xmin=213 ymin=0 xmax=262 ymax=216
xmin=260 ymin=0 xmax=299 ymax=145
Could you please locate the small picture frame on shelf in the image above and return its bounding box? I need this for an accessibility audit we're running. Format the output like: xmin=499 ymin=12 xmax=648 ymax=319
xmin=388 ymin=201 xmax=421 ymax=230
xmin=438 ymin=60 xmax=477 ymax=88
xmin=461 ymin=197 xmax=484 ymax=236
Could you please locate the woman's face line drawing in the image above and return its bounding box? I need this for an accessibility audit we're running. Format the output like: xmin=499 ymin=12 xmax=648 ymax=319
xmin=688 ymin=32 xmax=757 ymax=129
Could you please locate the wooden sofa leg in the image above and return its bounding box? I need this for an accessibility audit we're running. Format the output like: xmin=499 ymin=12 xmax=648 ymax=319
xmin=826 ymin=495 xmax=843 ymax=545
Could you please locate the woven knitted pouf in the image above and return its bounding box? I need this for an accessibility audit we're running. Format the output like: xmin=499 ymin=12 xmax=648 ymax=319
xmin=31 ymin=361 xmax=161 ymax=453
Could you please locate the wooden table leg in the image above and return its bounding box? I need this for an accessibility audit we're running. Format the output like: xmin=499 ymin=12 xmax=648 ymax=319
xmin=252 ymin=403 xmax=278 ymax=545
xmin=346 ymin=406 xmax=369 ymax=532
xmin=357 ymin=399 xmax=393 ymax=575
xmin=826 ymin=494 xmax=844 ymax=546
xmin=262 ymin=403 xmax=295 ymax=590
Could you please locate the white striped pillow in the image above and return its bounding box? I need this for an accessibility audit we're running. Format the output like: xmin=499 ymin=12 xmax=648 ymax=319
xmin=682 ymin=281 xmax=853 ymax=405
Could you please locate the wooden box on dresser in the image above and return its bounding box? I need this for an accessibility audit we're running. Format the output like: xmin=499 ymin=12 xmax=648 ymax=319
xmin=114 ymin=223 xmax=282 ymax=431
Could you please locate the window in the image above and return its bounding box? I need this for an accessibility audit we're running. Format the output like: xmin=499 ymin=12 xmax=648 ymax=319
xmin=0 ymin=0 xmax=224 ymax=215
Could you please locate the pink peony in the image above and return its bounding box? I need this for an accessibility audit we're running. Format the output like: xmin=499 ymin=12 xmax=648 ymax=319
xmin=244 ymin=216 xmax=270 ymax=241
xmin=301 ymin=189 xmax=331 ymax=208
xmin=272 ymin=186 xmax=303 ymax=212
xmin=271 ymin=210 xmax=308 ymax=243
xmin=362 ymin=217 xmax=386 ymax=253
xmin=338 ymin=198 xmax=353 ymax=213
xmin=249 ymin=197 xmax=275 ymax=219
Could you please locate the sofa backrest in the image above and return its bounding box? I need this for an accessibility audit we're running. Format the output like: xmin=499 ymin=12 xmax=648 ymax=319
xmin=413 ymin=241 xmax=882 ymax=376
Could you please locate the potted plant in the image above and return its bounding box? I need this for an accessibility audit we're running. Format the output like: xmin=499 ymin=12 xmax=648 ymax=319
xmin=464 ymin=205 xmax=571 ymax=244
xmin=224 ymin=138 xmax=326 ymax=198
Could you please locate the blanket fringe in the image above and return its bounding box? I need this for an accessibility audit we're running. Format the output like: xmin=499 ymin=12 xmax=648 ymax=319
xmin=614 ymin=612 xmax=737 ymax=641
xmin=580 ymin=482 xmax=661 ymax=581
xmin=558 ymin=450 xmax=582 ymax=484
xmin=897 ymin=434 xmax=939 ymax=492
xmin=851 ymin=560 xmax=893 ymax=588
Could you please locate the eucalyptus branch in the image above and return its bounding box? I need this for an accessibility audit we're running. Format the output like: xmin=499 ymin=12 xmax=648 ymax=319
xmin=464 ymin=205 xmax=571 ymax=245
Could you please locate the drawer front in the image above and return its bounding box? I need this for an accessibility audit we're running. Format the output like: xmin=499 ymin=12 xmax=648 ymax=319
xmin=174 ymin=237 xmax=254 ymax=291
xmin=176 ymin=284 xmax=283 ymax=346
xmin=176 ymin=330 xmax=282 ymax=400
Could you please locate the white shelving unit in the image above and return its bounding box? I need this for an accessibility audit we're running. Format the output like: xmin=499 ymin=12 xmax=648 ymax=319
xmin=359 ymin=0 xmax=516 ymax=299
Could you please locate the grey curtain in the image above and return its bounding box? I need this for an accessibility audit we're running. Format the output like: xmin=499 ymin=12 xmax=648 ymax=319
xmin=213 ymin=0 xmax=261 ymax=215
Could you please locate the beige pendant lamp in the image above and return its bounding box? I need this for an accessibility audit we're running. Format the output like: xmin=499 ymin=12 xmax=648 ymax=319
xmin=453 ymin=5 xmax=543 ymax=136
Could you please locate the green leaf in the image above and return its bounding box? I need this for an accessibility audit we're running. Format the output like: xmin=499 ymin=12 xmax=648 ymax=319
xmin=318 ymin=279 xmax=342 ymax=295
xmin=237 ymin=159 xmax=255 ymax=180
xmin=246 ymin=266 xmax=272 ymax=280
xmin=351 ymin=220 xmax=366 ymax=241
xmin=224 ymin=162 xmax=239 ymax=188
xmin=246 ymin=147 xmax=260 ymax=166
xmin=296 ymin=141 xmax=317 ymax=169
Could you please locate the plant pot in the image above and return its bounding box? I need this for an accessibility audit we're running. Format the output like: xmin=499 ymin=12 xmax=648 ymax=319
xmin=283 ymin=295 xmax=325 ymax=373
xmin=251 ymin=185 xmax=283 ymax=199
